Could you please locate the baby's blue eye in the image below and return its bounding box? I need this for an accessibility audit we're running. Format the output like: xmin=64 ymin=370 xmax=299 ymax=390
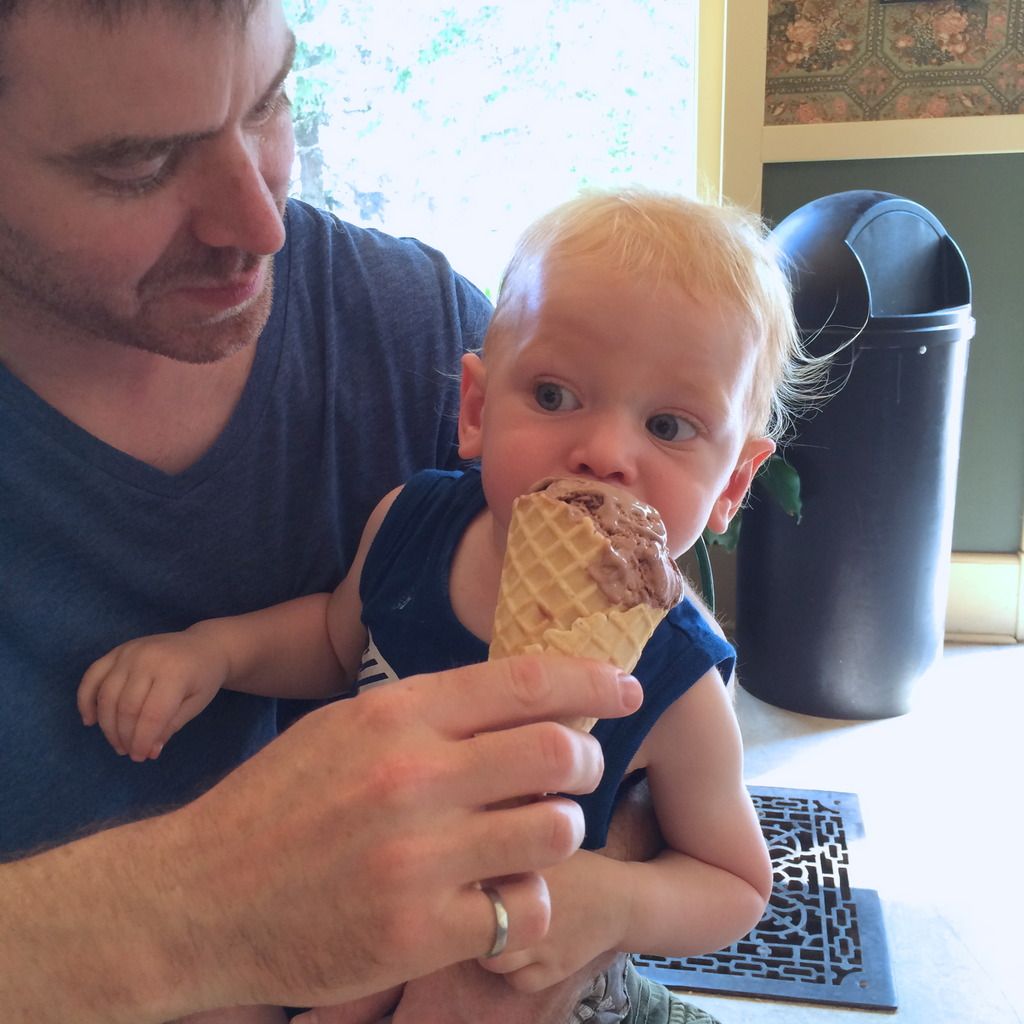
xmin=535 ymin=382 xmax=579 ymax=412
xmin=646 ymin=413 xmax=695 ymax=442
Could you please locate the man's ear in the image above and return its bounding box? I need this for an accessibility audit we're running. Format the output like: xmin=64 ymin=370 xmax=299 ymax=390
xmin=457 ymin=353 xmax=487 ymax=459
xmin=706 ymin=437 xmax=776 ymax=535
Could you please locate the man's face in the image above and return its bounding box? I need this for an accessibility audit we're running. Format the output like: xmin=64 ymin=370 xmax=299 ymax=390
xmin=0 ymin=0 xmax=295 ymax=363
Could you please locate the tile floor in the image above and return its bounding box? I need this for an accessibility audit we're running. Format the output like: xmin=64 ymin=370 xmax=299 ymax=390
xmin=669 ymin=642 xmax=1024 ymax=1024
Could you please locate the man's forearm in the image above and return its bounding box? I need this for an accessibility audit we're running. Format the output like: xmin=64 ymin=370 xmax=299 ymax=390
xmin=2 ymin=814 xmax=203 ymax=1024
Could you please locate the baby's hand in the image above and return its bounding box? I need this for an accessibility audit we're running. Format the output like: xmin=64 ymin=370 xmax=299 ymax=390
xmin=77 ymin=628 xmax=230 ymax=762
xmin=289 ymin=985 xmax=403 ymax=1024
xmin=477 ymin=852 xmax=628 ymax=992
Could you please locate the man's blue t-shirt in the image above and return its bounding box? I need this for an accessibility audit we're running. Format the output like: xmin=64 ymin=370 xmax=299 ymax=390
xmin=0 ymin=200 xmax=492 ymax=857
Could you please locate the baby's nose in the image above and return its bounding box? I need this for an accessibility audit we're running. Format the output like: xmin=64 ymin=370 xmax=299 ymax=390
xmin=567 ymin=419 xmax=638 ymax=484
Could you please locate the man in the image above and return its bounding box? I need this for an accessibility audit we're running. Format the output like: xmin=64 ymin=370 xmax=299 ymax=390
xmin=0 ymin=1 xmax=720 ymax=1020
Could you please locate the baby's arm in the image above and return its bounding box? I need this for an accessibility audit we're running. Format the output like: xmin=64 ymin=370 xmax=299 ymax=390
xmin=78 ymin=488 xmax=403 ymax=762
xmin=480 ymin=669 xmax=772 ymax=991
xmin=620 ymin=669 xmax=772 ymax=950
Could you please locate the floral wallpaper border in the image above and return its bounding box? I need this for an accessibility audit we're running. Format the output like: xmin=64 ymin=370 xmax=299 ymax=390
xmin=765 ymin=0 xmax=1024 ymax=125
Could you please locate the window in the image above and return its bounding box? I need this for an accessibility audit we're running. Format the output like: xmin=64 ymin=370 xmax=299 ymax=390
xmin=285 ymin=1 xmax=699 ymax=296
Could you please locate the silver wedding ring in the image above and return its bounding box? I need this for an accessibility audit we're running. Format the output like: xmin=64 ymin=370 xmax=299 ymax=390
xmin=481 ymin=885 xmax=509 ymax=958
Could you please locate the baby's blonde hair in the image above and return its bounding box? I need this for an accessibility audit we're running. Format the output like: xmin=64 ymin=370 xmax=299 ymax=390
xmin=488 ymin=187 xmax=826 ymax=442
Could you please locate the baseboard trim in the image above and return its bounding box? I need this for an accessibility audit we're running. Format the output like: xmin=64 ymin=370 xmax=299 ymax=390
xmin=946 ymin=551 xmax=1023 ymax=644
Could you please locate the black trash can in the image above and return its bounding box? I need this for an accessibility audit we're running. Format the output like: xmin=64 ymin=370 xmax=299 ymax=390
xmin=736 ymin=190 xmax=974 ymax=719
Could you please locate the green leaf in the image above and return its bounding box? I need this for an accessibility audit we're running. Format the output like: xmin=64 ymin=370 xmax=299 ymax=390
xmin=703 ymin=516 xmax=741 ymax=553
xmin=757 ymin=456 xmax=802 ymax=523
xmin=701 ymin=455 xmax=802 ymax=556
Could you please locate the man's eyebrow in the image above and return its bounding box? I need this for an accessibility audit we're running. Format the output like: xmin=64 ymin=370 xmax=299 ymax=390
xmin=56 ymin=29 xmax=297 ymax=169
xmin=58 ymin=131 xmax=208 ymax=168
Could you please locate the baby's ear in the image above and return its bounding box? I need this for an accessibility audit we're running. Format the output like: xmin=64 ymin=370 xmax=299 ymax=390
xmin=706 ymin=437 xmax=775 ymax=535
xmin=457 ymin=353 xmax=487 ymax=459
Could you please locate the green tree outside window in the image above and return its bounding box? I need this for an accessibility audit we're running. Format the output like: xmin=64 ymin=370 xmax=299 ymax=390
xmin=284 ymin=0 xmax=698 ymax=296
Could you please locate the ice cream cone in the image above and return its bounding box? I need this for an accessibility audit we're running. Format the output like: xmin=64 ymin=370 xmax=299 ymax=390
xmin=488 ymin=479 xmax=682 ymax=731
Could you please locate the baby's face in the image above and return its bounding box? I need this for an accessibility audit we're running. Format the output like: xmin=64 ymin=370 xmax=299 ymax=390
xmin=460 ymin=255 xmax=775 ymax=557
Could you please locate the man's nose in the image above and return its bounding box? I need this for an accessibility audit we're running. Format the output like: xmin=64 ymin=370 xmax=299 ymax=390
xmin=188 ymin=133 xmax=287 ymax=256
xmin=567 ymin=414 xmax=639 ymax=485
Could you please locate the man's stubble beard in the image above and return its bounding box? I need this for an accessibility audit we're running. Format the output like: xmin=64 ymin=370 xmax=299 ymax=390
xmin=0 ymin=218 xmax=278 ymax=366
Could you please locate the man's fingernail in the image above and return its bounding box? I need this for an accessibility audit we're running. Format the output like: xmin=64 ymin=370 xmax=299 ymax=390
xmin=619 ymin=673 xmax=643 ymax=711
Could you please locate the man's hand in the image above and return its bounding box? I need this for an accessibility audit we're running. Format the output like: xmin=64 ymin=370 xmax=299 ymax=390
xmin=4 ymin=656 xmax=641 ymax=1023
xmin=182 ymin=656 xmax=641 ymax=1008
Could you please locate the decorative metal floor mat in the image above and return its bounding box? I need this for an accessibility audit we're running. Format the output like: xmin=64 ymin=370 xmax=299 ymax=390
xmin=634 ymin=787 xmax=897 ymax=1011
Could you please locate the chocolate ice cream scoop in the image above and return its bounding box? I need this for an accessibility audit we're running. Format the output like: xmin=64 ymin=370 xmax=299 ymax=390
xmin=529 ymin=477 xmax=684 ymax=611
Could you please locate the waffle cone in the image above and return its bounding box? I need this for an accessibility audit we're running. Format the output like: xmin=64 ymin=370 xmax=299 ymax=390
xmin=489 ymin=492 xmax=668 ymax=731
